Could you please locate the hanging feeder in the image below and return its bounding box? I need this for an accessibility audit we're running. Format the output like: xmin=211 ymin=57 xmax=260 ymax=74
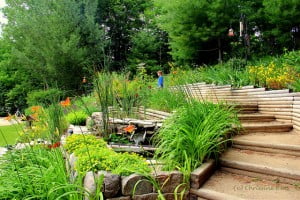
xmin=82 ymin=76 xmax=87 ymax=83
xmin=228 ymin=28 xmax=234 ymax=37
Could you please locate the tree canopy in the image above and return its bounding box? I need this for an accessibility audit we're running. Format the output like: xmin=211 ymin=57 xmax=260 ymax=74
xmin=0 ymin=0 xmax=300 ymax=112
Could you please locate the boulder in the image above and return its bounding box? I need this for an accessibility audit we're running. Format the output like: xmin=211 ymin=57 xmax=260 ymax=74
xmin=121 ymin=174 xmax=153 ymax=196
xmin=155 ymin=171 xmax=184 ymax=193
xmin=132 ymin=193 xmax=158 ymax=200
xmin=98 ymin=171 xmax=121 ymax=198
xmin=83 ymin=171 xmax=121 ymax=199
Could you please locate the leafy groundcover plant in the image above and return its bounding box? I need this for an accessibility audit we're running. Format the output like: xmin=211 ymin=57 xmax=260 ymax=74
xmin=154 ymin=100 xmax=240 ymax=174
xmin=65 ymin=134 xmax=151 ymax=176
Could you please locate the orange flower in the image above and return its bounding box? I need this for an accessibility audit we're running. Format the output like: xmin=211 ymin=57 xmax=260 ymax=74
xmin=31 ymin=113 xmax=39 ymax=121
xmin=31 ymin=106 xmax=41 ymax=113
xmin=123 ymin=125 xmax=136 ymax=133
xmin=60 ymin=97 xmax=71 ymax=107
xmin=4 ymin=114 xmax=12 ymax=121
xmin=48 ymin=141 xmax=61 ymax=149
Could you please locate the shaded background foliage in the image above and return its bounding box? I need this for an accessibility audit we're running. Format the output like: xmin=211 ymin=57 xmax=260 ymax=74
xmin=0 ymin=0 xmax=300 ymax=114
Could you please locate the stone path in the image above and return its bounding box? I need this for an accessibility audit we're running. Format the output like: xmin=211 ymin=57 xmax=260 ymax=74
xmin=0 ymin=117 xmax=19 ymax=126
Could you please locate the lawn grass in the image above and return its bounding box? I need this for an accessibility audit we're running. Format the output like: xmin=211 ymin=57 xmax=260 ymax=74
xmin=0 ymin=125 xmax=21 ymax=146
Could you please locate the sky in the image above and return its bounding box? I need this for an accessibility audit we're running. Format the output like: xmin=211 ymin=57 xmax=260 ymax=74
xmin=0 ymin=0 xmax=7 ymax=24
xmin=0 ymin=0 xmax=6 ymax=35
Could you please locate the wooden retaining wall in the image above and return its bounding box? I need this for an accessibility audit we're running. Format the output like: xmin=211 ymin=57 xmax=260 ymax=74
xmin=171 ymin=83 xmax=300 ymax=130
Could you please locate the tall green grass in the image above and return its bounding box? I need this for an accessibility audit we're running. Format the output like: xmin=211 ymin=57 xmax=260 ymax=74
xmin=154 ymin=100 xmax=240 ymax=173
xmin=143 ymin=88 xmax=187 ymax=112
xmin=197 ymin=65 xmax=251 ymax=87
xmin=0 ymin=146 xmax=87 ymax=199
xmin=94 ymin=72 xmax=114 ymax=136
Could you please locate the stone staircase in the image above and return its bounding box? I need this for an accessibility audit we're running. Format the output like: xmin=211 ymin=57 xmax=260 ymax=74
xmin=190 ymin=104 xmax=300 ymax=200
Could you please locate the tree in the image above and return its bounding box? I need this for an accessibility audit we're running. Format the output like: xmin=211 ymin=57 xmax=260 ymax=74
xmin=153 ymin=0 xmax=240 ymax=65
xmin=95 ymin=0 xmax=150 ymax=70
xmin=0 ymin=0 xmax=106 ymax=111
xmin=263 ymin=0 xmax=300 ymax=51
xmin=2 ymin=0 xmax=105 ymax=91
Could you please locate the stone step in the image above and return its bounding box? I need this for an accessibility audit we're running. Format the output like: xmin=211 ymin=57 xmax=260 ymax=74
xmin=220 ymin=148 xmax=300 ymax=181
xmin=238 ymin=113 xmax=275 ymax=122
xmin=239 ymin=121 xmax=293 ymax=133
xmin=234 ymin=104 xmax=258 ymax=114
xmin=190 ymin=170 xmax=300 ymax=200
xmin=233 ymin=131 xmax=300 ymax=156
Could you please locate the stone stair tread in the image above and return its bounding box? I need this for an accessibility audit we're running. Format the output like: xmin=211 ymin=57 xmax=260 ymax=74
xmin=238 ymin=113 xmax=275 ymax=122
xmin=194 ymin=170 xmax=300 ymax=200
xmin=220 ymin=149 xmax=300 ymax=180
xmin=238 ymin=113 xmax=275 ymax=118
xmin=241 ymin=121 xmax=293 ymax=127
xmin=233 ymin=131 xmax=300 ymax=151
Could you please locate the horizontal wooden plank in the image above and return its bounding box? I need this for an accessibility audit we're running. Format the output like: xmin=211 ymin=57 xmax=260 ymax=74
xmin=259 ymin=101 xmax=293 ymax=105
xmin=232 ymin=89 xmax=290 ymax=96
xmin=293 ymin=108 xmax=300 ymax=114
xmin=232 ymin=88 xmax=266 ymax=93
xmin=293 ymin=105 xmax=300 ymax=109
xmin=293 ymin=124 xmax=300 ymax=131
xmin=259 ymin=105 xmax=292 ymax=108
xmin=293 ymin=112 xmax=300 ymax=119
xmin=292 ymin=117 xmax=300 ymax=123
xmin=292 ymin=101 xmax=300 ymax=105
xmin=241 ymin=85 xmax=255 ymax=89
xmin=293 ymin=97 xmax=300 ymax=101
xmin=292 ymin=120 xmax=300 ymax=128
xmin=276 ymin=119 xmax=292 ymax=123
xmin=259 ymin=108 xmax=293 ymax=112
xmin=274 ymin=115 xmax=293 ymax=120
xmin=259 ymin=111 xmax=292 ymax=116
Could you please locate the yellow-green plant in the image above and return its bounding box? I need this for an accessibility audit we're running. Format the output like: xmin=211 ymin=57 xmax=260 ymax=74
xmin=64 ymin=134 xmax=107 ymax=153
xmin=65 ymin=134 xmax=150 ymax=176
xmin=248 ymin=62 xmax=299 ymax=89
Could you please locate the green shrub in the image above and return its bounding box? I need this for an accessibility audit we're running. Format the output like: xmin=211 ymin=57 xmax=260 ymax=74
xmin=154 ymin=100 xmax=240 ymax=172
xmin=26 ymin=88 xmax=64 ymax=107
xmin=75 ymin=146 xmax=150 ymax=176
xmin=65 ymin=134 xmax=150 ymax=176
xmin=64 ymin=134 xmax=107 ymax=153
xmin=66 ymin=111 xmax=88 ymax=126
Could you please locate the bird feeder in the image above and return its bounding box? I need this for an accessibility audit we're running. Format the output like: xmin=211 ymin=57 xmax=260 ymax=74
xmin=228 ymin=28 xmax=234 ymax=37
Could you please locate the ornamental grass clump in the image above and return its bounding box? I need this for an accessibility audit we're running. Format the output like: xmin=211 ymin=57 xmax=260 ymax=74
xmin=0 ymin=146 xmax=86 ymax=199
xmin=154 ymin=100 xmax=240 ymax=172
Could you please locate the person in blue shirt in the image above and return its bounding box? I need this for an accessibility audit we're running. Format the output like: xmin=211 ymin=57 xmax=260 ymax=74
xmin=157 ymin=70 xmax=164 ymax=88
